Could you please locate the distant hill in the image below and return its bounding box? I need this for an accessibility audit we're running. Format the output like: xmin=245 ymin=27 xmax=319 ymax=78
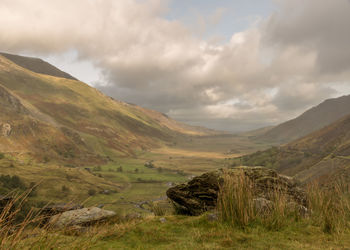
xmin=0 ymin=52 xmax=77 ymax=80
xmin=258 ymin=95 xmax=350 ymax=143
xmin=238 ymin=114 xmax=350 ymax=182
xmin=0 ymin=53 xmax=218 ymax=165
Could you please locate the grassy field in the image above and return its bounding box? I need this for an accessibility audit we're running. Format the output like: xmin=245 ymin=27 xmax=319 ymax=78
xmin=8 ymin=210 xmax=350 ymax=249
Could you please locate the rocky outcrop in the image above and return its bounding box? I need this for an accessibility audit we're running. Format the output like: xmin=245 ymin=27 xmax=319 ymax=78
xmin=0 ymin=85 xmax=28 ymax=114
xmin=166 ymin=166 xmax=307 ymax=216
xmin=49 ymin=207 xmax=116 ymax=228
xmin=1 ymin=123 xmax=11 ymax=136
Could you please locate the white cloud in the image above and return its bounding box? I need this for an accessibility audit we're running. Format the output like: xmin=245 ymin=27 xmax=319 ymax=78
xmin=0 ymin=0 xmax=349 ymax=131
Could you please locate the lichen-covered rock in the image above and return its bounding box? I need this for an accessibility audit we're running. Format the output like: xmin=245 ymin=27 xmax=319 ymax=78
xmin=166 ymin=166 xmax=307 ymax=216
xmin=49 ymin=207 xmax=116 ymax=228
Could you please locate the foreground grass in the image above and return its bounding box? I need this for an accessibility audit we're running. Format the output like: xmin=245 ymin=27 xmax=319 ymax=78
xmin=2 ymin=174 xmax=350 ymax=249
xmin=53 ymin=215 xmax=349 ymax=249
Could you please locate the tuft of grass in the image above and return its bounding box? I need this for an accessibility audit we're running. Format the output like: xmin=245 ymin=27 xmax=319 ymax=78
xmin=307 ymin=178 xmax=350 ymax=234
xmin=217 ymin=170 xmax=256 ymax=228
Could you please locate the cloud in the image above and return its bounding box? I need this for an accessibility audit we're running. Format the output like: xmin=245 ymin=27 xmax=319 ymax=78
xmin=0 ymin=0 xmax=349 ymax=131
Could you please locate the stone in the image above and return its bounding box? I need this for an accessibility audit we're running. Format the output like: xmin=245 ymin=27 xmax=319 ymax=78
xmin=207 ymin=212 xmax=219 ymax=221
xmin=40 ymin=203 xmax=84 ymax=225
xmin=159 ymin=217 xmax=166 ymax=223
xmin=166 ymin=166 xmax=307 ymax=216
xmin=1 ymin=123 xmax=11 ymax=137
xmin=286 ymin=202 xmax=309 ymax=218
xmin=253 ymin=198 xmax=273 ymax=214
xmin=49 ymin=207 xmax=116 ymax=228
xmin=125 ymin=213 xmax=142 ymax=221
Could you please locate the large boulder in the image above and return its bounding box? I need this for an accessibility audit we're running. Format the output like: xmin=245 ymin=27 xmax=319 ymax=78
xmin=49 ymin=207 xmax=116 ymax=228
xmin=40 ymin=203 xmax=84 ymax=225
xmin=166 ymin=166 xmax=307 ymax=216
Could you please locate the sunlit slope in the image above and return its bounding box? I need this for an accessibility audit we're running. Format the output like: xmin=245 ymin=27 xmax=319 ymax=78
xmin=238 ymin=114 xmax=350 ymax=182
xmin=0 ymin=53 xmax=216 ymax=162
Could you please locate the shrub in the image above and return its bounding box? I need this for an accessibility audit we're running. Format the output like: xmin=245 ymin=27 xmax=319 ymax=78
xmin=0 ymin=175 xmax=26 ymax=192
xmin=61 ymin=185 xmax=70 ymax=193
xmin=88 ymin=189 xmax=96 ymax=196
xmin=93 ymin=166 xmax=102 ymax=171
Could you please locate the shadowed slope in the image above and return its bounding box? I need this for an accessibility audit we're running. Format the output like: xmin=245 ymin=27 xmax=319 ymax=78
xmin=239 ymin=114 xmax=350 ymax=182
xmin=0 ymin=52 xmax=77 ymax=80
xmin=259 ymin=95 xmax=350 ymax=144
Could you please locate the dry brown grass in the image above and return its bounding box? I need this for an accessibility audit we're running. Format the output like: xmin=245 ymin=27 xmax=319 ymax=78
xmin=217 ymin=170 xmax=350 ymax=232
xmin=307 ymin=178 xmax=350 ymax=234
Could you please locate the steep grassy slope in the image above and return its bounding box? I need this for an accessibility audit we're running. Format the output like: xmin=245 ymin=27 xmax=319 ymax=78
xmin=259 ymin=95 xmax=350 ymax=143
xmin=0 ymin=53 xmax=217 ymax=163
xmin=238 ymin=114 xmax=350 ymax=182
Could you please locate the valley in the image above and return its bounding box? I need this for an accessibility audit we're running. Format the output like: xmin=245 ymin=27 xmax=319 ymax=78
xmin=1 ymin=52 xmax=350 ymax=249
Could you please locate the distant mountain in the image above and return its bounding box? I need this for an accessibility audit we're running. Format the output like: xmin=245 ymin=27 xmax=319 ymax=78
xmin=0 ymin=52 xmax=77 ymax=80
xmin=258 ymin=95 xmax=350 ymax=143
xmin=239 ymin=114 xmax=350 ymax=182
xmin=0 ymin=52 xmax=218 ymax=165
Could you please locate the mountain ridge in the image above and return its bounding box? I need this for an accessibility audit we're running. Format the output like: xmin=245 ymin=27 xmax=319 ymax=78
xmin=0 ymin=52 xmax=77 ymax=80
xmin=258 ymin=94 xmax=350 ymax=144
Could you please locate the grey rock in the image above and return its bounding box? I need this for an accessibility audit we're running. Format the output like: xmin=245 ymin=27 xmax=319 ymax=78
xmin=159 ymin=217 xmax=166 ymax=223
xmin=1 ymin=123 xmax=11 ymax=137
xmin=207 ymin=212 xmax=219 ymax=221
xmin=286 ymin=202 xmax=310 ymax=217
xmin=253 ymin=197 xmax=273 ymax=214
xmin=49 ymin=207 xmax=116 ymax=228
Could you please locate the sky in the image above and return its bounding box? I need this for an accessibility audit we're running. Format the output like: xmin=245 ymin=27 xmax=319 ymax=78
xmin=1 ymin=0 xmax=350 ymax=132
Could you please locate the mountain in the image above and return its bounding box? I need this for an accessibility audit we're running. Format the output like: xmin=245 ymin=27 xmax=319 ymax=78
xmin=0 ymin=52 xmax=217 ymax=165
xmin=0 ymin=52 xmax=77 ymax=80
xmin=239 ymin=114 xmax=350 ymax=182
xmin=258 ymin=95 xmax=350 ymax=143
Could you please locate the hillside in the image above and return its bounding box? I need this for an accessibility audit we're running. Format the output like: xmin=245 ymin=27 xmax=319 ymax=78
xmin=238 ymin=114 xmax=350 ymax=182
xmin=258 ymin=95 xmax=350 ymax=143
xmin=0 ymin=52 xmax=218 ymax=164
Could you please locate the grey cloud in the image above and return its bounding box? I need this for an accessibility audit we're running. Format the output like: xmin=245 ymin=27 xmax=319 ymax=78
xmin=0 ymin=0 xmax=349 ymax=132
xmin=264 ymin=0 xmax=350 ymax=74
xmin=272 ymin=84 xmax=336 ymax=112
